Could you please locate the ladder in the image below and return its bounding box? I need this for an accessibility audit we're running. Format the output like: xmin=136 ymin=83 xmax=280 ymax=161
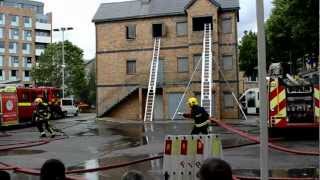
xmin=144 ymin=38 xmax=161 ymax=122
xmin=201 ymin=24 xmax=213 ymax=116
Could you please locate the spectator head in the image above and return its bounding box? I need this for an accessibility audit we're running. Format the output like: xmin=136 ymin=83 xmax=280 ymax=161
xmin=40 ymin=159 xmax=65 ymax=180
xmin=0 ymin=171 xmax=10 ymax=180
xmin=198 ymin=158 xmax=232 ymax=180
xmin=121 ymin=170 xmax=144 ymax=180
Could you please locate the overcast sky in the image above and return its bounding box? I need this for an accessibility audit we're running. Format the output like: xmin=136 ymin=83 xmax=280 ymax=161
xmin=35 ymin=0 xmax=273 ymax=60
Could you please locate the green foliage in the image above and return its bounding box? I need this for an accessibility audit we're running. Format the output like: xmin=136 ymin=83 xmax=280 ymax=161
xmin=239 ymin=31 xmax=257 ymax=76
xmin=87 ymin=64 xmax=96 ymax=105
xmin=239 ymin=0 xmax=318 ymax=74
xmin=266 ymin=0 xmax=318 ymax=69
xmin=31 ymin=41 xmax=87 ymax=100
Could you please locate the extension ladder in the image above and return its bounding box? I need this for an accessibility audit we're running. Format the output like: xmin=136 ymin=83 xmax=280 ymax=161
xmin=144 ymin=38 xmax=161 ymax=122
xmin=201 ymin=24 xmax=213 ymax=116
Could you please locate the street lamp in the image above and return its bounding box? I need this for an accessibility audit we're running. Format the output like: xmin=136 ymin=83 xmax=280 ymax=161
xmin=53 ymin=27 xmax=74 ymax=98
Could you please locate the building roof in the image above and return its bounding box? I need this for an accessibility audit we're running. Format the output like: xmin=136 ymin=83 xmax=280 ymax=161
xmin=92 ymin=0 xmax=239 ymax=23
xmin=3 ymin=0 xmax=43 ymax=7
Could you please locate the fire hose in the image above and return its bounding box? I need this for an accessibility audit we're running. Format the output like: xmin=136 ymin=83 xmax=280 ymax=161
xmin=0 ymin=136 xmax=67 ymax=152
xmin=211 ymin=118 xmax=320 ymax=156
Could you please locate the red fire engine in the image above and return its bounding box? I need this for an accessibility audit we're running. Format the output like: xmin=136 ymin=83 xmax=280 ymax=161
xmin=268 ymin=63 xmax=319 ymax=135
xmin=0 ymin=86 xmax=63 ymax=127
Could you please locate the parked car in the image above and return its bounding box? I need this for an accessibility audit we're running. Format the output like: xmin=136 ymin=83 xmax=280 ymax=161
xmin=60 ymin=98 xmax=79 ymax=116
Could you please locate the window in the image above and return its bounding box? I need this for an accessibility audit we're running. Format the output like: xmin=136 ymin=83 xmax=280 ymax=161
xmin=176 ymin=22 xmax=187 ymax=36
xmin=126 ymin=25 xmax=136 ymax=40
xmin=0 ymin=14 xmax=5 ymax=25
xmin=152 ymin=23 xmax=165 ymax=37
xmin=0 ymin=70 xmax=3 ymax=80
xmin=17 ymin=3 xmax=23 ymax=8
xmin=11 ymin=15 xmax=19 ymax=26
xmin=223 ymin=92 xmax=234 ymax=108
xmin=24 ymin=70 xmax=30 ymax=81
xmin=222 ymin=19 xmax=232 ymax=34
xmin=10 ymin=56 xmax=19 ymax=67
xmin=24 ymin=16 xmax=32 ymax=28
xmin=24 ymin=57 xmax=32 ymax=68
xmin=10 ymin=29 xmax=19 ymax=40
xmin=0 ymin=41 xmax=4 ymax=53
xmin=193 ymin=54 xmax=202 ymax=71
xmin=10 ymin=70 xmax=17 ymax=80
xmin=222 ymin=56 xmax=233 ymax=70
xmin=126 ymin=60 xmax=136 ymax=74
xmin=9 ymin=42 xmax=18 ymax=54
xmin=0 ymin=56 xmax=3 ymax=66
xmin=23 ymin=43 xmax=31 ymax=54
xmin=36 ymin=31 xmax=50 ymax=37
xmin=0 ymin=28 xmax=3 ymax=39
xmin=177 ymin=57 xmax=189 ymax=72
xmin=23 ymin=30 xmax=32 ymax=41
xmin=192 ymin=16 xmax=212 ymax=31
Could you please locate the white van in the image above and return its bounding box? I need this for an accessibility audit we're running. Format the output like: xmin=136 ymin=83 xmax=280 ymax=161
xmin=239 ymin=88 xmax=260 ymax=115
xmin=60 ymin=98 xmax=79 ymax=116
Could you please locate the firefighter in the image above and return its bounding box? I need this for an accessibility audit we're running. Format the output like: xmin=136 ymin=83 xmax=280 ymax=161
xmin=33 ymin=98 xmax=55 ymax=138
xmin=182 ymin=97 xmax=210 ymax=134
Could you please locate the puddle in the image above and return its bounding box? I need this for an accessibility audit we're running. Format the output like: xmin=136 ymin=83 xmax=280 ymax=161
xmin=0 ymin=149 xmax=46 ymax=156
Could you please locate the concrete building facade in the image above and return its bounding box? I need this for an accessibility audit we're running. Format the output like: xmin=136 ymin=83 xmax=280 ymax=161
xmin=0 ymin=0 xmax=52 ymax=86
xmin=93 ymin=0 xmax=240 ymax=120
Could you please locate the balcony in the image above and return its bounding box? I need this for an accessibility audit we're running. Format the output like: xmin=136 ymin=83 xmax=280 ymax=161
xmin=36 ymin=49 xmax=45 ymax=56
xmin=36 ymin=22 xmax=51 ymax=31
xmin=36 ymin=36 xmax=51 ymax=44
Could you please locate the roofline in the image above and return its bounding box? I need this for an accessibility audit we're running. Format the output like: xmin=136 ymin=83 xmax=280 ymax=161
xmin=92 ymin=7 xmax=240 ymax=24
xmin=185 ymin=0 xmax=221 ymax=10
xmin=92 ymin=12 xmax=186 ymax=23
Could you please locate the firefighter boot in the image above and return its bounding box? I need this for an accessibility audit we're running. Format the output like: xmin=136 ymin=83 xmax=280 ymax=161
xmin=50 ymin=132 xmax=56 ymax=138
xmin=40 ymin=132 xmax=47 ymax=138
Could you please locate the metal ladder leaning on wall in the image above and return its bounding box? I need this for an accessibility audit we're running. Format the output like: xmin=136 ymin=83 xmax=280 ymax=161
xmin=201 ymin=24 xmax=213 ymax=116
xmin=144 ymin=38 xmax=161 ymax=122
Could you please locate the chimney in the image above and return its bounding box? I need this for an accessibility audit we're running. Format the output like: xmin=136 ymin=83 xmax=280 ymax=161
xmin=141 ymin=0 xmax=151 ymax=4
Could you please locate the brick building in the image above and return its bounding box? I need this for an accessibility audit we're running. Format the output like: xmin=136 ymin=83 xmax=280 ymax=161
xmin=93 ymin=0 xmax=240 ymax=120
xmin=0 ymin=0 xmax=52 ymax=86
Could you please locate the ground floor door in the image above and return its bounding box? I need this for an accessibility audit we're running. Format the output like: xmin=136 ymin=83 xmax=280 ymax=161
xmin=153 ymin=94 xmax=163 ymax=120
xmin=168 ymin=93 xmax=187 ymax=120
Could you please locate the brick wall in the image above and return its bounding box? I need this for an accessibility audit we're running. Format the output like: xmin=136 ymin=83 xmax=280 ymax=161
xmin=96 ymin=0 xmax=239 ymax=120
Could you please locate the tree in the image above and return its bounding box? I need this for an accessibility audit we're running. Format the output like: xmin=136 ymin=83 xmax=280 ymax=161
xmin=31 ymin=41 xmax=87 ymax=99
xmin=239 ymin=31 xmax=258 ymax=77
xmin=266 ymin=0 xmax=318 ymax=71
xmin=87 ymin=65 xmax=96 ymax=105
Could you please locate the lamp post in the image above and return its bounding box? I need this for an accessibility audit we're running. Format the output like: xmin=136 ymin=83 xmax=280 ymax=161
xmin=53 ymin=27 xmax=73 ymax=98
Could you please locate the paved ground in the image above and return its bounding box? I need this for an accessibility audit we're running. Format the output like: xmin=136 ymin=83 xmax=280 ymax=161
xmin=0 ymin=113 xmax=318 ymax=179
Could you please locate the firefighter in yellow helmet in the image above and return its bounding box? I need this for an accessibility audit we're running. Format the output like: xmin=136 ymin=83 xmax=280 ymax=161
xmin=182 ymin=97 xmax=210 ymax=134
xmin=33 ymin=97 xmax=55 ymax=138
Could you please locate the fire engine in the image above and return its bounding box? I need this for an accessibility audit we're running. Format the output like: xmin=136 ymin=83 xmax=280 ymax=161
xmin=267 ymin=63 xmax=319 ymax=134
xmin=0 ymin=86 xmax=63 ymax=127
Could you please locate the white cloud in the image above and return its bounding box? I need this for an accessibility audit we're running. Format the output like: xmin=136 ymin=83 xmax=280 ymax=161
xmin=34 ymin=0 xmax=273 ymax=60
xmin=238 ymin=0 xmax=273 ymax=38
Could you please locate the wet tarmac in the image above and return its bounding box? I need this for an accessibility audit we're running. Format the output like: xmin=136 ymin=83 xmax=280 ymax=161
xmin=0 ymin=113 xmax=319 ymax=179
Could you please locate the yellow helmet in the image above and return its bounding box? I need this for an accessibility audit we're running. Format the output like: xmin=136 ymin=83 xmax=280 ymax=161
xmin=187 ymin=97 xmax=198 ymax=107
xmin=34 ymin=97 xmax=43 ymax=104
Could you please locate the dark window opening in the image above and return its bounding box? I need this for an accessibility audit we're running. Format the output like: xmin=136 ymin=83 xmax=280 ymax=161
xmin=192 ymin=16 xmax=212 ymax=31
xmin=126 ymin=25 xmax=136 ymax=40
xmin=153 ymin=24 xmax=163 ymax=37
xmin=11 ymin=70 xmax=16 ymax=76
